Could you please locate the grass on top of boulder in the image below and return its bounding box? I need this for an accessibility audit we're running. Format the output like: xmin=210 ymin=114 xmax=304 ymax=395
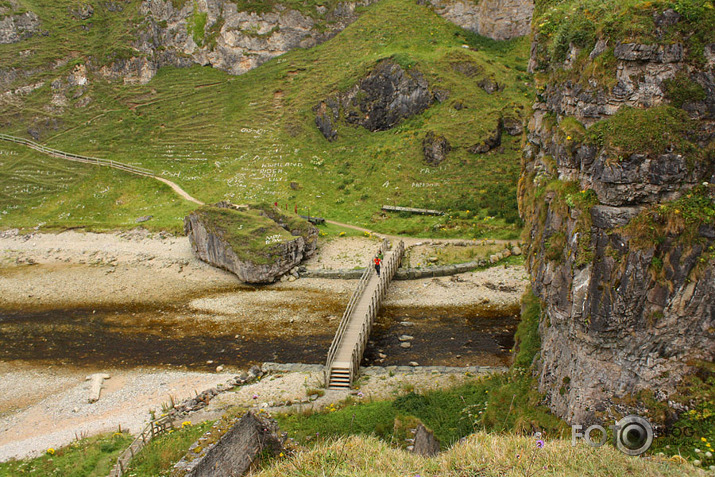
xmin=189 ymin=204 xmax=308 ymax=265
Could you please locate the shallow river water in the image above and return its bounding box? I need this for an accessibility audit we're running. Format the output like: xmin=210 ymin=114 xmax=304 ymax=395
xmin=0 ymin=295 xmax=519 ymax=371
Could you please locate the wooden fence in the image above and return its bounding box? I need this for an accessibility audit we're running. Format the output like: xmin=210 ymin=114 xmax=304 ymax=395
xmin=108 ymin=415 xmax=175 ymax=477
xmin=0 ymin=133 xmax=155 ymax=177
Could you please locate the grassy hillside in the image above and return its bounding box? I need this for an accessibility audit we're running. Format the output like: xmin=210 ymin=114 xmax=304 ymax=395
xmin=0 ymin=0 xmax=533 ymax=238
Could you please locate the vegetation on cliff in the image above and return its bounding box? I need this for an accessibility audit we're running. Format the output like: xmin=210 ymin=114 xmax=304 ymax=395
xmin=533 ymin=0 xmax=715 ymax=74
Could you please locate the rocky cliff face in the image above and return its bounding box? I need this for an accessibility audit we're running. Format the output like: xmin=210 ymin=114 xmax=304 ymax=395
xmin=103 ymin=0 xmax=380 ymax=84
xmin=429 ymin=0 xmax=533 ymax=41
xmin=520 ymin=5 xmax=715 ymax=424
xmin=101 ymin=0 xmax=536 ymax=84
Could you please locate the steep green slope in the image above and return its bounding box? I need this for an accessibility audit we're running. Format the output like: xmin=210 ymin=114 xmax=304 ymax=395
xmin=0 ymin=0 xmax=533 ymax=237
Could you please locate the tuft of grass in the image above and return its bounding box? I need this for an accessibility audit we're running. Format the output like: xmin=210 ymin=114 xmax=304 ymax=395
xmin=253 ymin=432 xmax=709 ymax=477
xmin=0 ymin=432 xmax=133 ymax=477
xmin=586 ymin=105 xmax=700 ymax=161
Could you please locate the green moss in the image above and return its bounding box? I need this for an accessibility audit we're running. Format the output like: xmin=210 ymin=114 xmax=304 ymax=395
xmin=586 ymin=105 xmax=699 ymax=161
xmin=192 ymin=205 xmax=295 ymax=265
xmin=622 ymin=185 xmax=715 ymax=250
xmin=545 ymin=231 xmax=566 ymax=262
xmin=534 ymin=0 xmax=715 ymax=80
xmin=663 ymin=73 xmax=708 ymax=108
xmin=187 ymin=1 xmax=208 ymax=46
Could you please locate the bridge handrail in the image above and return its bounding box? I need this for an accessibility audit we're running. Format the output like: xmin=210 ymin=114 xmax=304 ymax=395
xmin=0 ymin=133 xmax=155 ymax=177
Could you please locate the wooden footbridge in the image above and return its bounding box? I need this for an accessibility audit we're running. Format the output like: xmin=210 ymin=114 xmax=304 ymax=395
xmin=325 ymin=239 xmax=405 ymax=389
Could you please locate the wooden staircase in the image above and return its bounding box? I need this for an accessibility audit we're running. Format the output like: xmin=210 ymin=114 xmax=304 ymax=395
xmin=327 ymin=362 xmax=352 ymax=389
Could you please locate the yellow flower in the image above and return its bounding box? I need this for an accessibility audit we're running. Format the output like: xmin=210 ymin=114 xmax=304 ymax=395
xmin=567 ymin=135 xmax=572 ymax=140
xmin=702 ymin=437 xmax=708 ymax=442
xmin=46 ymin=448 xmax=55 ymax=455
xmin=182 ymin=421 xmax=191 ymax=428
xmin=279 ymin=452 xmax=285 ymax=457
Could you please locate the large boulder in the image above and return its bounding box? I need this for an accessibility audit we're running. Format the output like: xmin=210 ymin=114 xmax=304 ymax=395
xmin=184 ymin=203 xmax=318 ymax=283
xmin=315 ymin=59 xmax=433 ymax=140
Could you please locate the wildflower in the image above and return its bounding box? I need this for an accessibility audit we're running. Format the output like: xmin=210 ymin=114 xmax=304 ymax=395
xmin=182 ymin=421 xmax=191 ymax=428
xmin=567 ymin=135 xmax=572 ymax=140
xmin=694 ymin=460 xmax=702 ymax=466
xmin=252 ymin=394 xmax=258 ymax=399
xmin=46 ymin=448 xmax=55 ymax=455
xmin=705 ymin=451 xmax=712 ymax=458
xmin=702 ymin=437 xmax=708 ymax=442
xmin=696 ymin=449 xmax=701 ymax=453
xmin=536 ymin=439 xmax=545 ymax=448
xmin=279 ymin=452 xmax=285 ymax=457
xmin=357 ymin=391 xmax=364 ymax=398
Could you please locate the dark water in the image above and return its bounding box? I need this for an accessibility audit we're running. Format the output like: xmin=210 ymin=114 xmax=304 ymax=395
xmin=363 ymin=304 xmax=520 ymax=368
xmin=0 ymin=303 xmax=519 ymax=371
xmin=0 ymin=305 xmax=334 ymax=371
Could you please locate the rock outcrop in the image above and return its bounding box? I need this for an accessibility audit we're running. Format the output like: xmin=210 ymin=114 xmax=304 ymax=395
xmin=315 ymin=59 xmax=433 ymax=140
xmin=468 ymin=118 xmax=502 ymax=154
xmin=520 ymin=5 xmax=715 ymax=424
xmin=429 ymin=0 xmax=534 ymax=41
xmin=0 ymin=11 xmax=41 ymax=44
xmin=99 ymin=0 xmax=380 ymax=84
xmin=184 ymin=203 xmax=318 ymax=284
xmin=423 ymin=131 xmax=451 ymax=165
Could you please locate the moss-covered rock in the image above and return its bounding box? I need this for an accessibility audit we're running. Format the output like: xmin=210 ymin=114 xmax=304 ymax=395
xmin=184 ymin=202 xmax=318 ymax=283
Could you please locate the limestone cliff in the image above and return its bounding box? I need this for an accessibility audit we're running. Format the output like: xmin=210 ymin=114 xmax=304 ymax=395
xmin=429 ymin=0 xmax=534 ymax=41
xmin=106 ymin=0 xmax=381 ymax=84
xmin=519 ymin=3 xmax=715 ymax=424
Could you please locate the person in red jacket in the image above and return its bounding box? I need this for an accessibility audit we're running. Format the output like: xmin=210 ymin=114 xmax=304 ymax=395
xmin=374 ymin=255 xmax=382 ymax=276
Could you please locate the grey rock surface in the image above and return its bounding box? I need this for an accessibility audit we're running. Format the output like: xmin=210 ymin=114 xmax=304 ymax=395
xmin=0 ymin=11 xmax=41 ymax=44
xmin=316 ymin=60 xmax=433 ymax=139
xmin=412 ymin=424 xmax=440 ymax=456
xmin=423 ymin=131 xmax=451 ymax=166
xmin=428 ymin=0 xmax=534 ymax=41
